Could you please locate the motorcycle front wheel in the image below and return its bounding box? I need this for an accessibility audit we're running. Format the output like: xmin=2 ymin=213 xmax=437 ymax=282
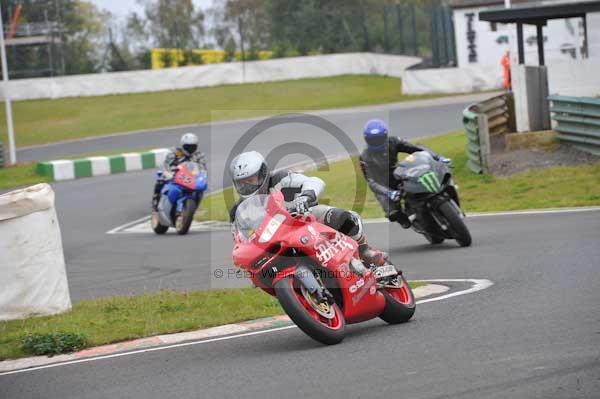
xmin=274 ymin=276 xmax=345 ymax=345
xmin=379 ymin=274 xmax=416 ymax=324
xmin=437 ymin=200 xmax=472 ymax=247
xmin=151 ymin=211 xmax=169 ymax=235
xmin=175 ymin=199 xmax=197 ymax=235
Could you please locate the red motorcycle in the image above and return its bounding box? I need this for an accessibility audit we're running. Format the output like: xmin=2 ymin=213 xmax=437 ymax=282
xmin=232 ymin=191 xmax=416 ymax=345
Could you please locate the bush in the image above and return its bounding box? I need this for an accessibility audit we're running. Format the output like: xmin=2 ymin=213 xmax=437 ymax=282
xmin=21 ymin=332 xmax=88 ymax=357
xmin=190 ymin=51 xmax=204 ymax=65
xmin=135 ymin=49 xmax=152 ymax=70
xmin=161 ymin=51 xmax=174 ymax=68
xmin=224 ymin=37 xmax=237 ymax=62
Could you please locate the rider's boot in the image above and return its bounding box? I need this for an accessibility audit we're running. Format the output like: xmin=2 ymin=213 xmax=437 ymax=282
xmin=388 ymin=210 xmax=411 ymax=229
xmin=356 ymin=234 xmax=389 ymax=268
xmin=395 ymin=210 xmax=412 ymax=229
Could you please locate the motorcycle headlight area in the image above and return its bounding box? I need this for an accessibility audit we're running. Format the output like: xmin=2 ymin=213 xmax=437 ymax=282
xmin=258 ymin=214 xmax=286 ymax=243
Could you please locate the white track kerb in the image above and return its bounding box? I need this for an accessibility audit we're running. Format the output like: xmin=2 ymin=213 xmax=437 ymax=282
xmin=35 ymin=149 xmax=169 ymax=181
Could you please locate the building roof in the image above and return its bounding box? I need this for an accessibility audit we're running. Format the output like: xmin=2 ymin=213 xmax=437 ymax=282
xmin=447 ymin=0 xmax=533 ymax=9
xmin=479 ymin=0 xmax=600 ymax=23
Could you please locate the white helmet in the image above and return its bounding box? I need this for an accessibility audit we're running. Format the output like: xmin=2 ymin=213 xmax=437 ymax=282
xmin=230 ymin=151 xmax=270 ymax=199
xmin=180 ymin=133 xmax=199 ymax=156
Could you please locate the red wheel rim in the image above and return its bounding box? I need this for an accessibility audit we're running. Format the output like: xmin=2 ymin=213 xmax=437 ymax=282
xmin=385 ymin=277 xmax=414 ymax=305
xmin=289 ymin=278 xmax=343 ymax=330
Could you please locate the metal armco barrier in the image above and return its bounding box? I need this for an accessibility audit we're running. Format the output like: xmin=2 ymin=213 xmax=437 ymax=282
xmin=548 ymin=95 xmax=600 ymax=156
xmin=462 ymin=92 xmax=514 ymax=174
xmin=463 ymin=108 xmax=486 ymax=174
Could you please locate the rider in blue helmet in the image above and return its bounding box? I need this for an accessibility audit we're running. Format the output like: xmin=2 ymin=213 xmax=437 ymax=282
xmin=360 ymin=119 xmax=448 ymax=228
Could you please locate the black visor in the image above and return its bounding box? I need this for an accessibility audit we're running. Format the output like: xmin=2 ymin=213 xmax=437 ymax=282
xmin=233 ymin=164 xmax=268 ymax=196
xmin=183 ymin=144 xmax=198 ymax=154
xmin=365 ymin=135 xmax=387 ymax=148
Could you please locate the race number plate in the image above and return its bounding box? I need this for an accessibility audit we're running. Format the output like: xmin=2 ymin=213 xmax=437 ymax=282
xmin=374 ymin=265 xmax=397 ymax=279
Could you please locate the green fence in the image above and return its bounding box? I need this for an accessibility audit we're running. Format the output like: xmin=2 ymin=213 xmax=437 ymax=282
xmin=548 ymin=95 xmax=600 ymax=156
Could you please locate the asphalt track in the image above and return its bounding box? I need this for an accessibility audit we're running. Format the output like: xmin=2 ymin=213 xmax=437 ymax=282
xmin=2 ymin=93 xmax=600 ymax=398
xmin=18 ymin=94 xmax=492 ymax=300
xmin=1 ymin=210 xmax=599 ymax=398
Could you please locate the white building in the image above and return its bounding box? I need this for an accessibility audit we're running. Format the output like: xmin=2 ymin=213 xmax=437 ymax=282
xmin=402 ymin=1 xmax=600 ymax=97
xmin=450 ymin=0 xmax=600 ymax=67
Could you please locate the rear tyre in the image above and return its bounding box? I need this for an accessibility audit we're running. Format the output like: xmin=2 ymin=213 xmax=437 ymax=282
xmin=274 ymin=276 xmax=345 ymax=345
xmin=175 ymin=200 xmax=196 ymax=235
xmin=379 ymin=274 xmax=416 ymax=324
xmin=438 ymin=200 xmax=472 ymax=247
xmin=151 ymin=211 xmax=168 ymax=235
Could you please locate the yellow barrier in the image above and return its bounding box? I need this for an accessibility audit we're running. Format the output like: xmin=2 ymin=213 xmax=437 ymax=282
xmin=151 ymin=49 xmax=273 ymax=69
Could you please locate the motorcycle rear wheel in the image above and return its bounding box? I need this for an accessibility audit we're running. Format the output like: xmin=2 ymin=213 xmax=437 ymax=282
xmin=175 ymin=200 xmax=196 ymax=235
xmin=379 ymin=274 xmax=416 ymax=324
xmin=274 ymin=276 xmax=345 ymax=345
xmin=438 ymin=200 xmax=471 ymax=247
xmin=151 ymin=211 xmax=169 ymax=235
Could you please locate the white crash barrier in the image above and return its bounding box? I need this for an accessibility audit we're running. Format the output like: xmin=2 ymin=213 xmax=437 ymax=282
xmin=2 ymin=53 xmax=421 ymax=101
xmin=0 ymin=183 xmax=71 ymax=321
xmin=402 ymin=65 xmax=503 ymax=95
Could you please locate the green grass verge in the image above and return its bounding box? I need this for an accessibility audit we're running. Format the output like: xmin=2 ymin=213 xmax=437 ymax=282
xmin=196 ymin=130 xmax=600 ymax=221
xmin=1 ymin=75 xmax=448 ymax=148
xmin=0 ymin=163 xmax=50 ymax=190
xmin=0 ymin=283 xmax=424 ymax=360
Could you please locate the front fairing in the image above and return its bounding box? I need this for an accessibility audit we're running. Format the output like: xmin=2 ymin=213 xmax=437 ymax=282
xmin=232 ymin=194 xmax=358 ymax=278
xmin=174 ymin=162 xmax=207 ymax=193
xmin=194 ymin=170 xmax=208 ymax=192
xmin=394 ymin=151 xmax=448 ymax=194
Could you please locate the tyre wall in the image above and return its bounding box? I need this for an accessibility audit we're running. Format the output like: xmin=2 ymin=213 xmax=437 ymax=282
xmin=0 ymin=184 xmax=71 ymax=321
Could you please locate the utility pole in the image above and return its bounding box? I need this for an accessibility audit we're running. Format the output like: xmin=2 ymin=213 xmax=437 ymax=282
xmin=0 ymin=3 xmax=16 ymax=165
xmin=238 ymin=16 xmax=246 ymax=83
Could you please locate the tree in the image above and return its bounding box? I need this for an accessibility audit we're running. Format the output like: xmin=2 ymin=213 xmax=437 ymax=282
xmin=223 ymin=37 xmax=237 ymax=61
xmin=223 ymin=0 xmax=271 ymax=60
xmin=135 ymin=0 xmax=204 ymax=49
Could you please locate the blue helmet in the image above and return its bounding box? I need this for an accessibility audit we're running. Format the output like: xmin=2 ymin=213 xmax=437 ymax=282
xmin=363 ymin=119 xmax=388 ymax=152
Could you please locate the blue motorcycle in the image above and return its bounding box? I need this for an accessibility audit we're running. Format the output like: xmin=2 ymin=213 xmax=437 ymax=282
xmin=151 ymin=161 xmax=207 ymax=235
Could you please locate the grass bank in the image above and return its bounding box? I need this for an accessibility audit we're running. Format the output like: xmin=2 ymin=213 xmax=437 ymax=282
xmin=0 ymin=163 xmax=49 ymax=190
xmin=0 ymin=282 xmax=423 ymax=360
xmin=197 ymin=130 xmax=600 ymax=221
xmin=1 ymin=75 xmax=446 ymax=148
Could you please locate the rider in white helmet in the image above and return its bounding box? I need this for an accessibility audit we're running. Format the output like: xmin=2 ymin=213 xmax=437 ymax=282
xmin=229 ymin=151 xmax=389 ymax=268
xmin=152 ymin=133 xmax=207 ymax=210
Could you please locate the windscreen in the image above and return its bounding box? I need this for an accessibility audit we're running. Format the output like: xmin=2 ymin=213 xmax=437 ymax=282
xmin=179 ymin=161 xmax=201 ymax=175
xmin=396 ymin=151 xmax=435 ymax=178
xmin=233 ymin=195 xmax=269 ymax=242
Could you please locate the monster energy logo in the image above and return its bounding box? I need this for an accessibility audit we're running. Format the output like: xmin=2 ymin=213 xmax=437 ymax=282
xmin=418 ymin=171 xmax=441 ymax=193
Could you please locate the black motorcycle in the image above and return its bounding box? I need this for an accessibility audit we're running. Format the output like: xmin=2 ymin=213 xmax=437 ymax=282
xmin=393 ymin=151 xmax=472 ymax=247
